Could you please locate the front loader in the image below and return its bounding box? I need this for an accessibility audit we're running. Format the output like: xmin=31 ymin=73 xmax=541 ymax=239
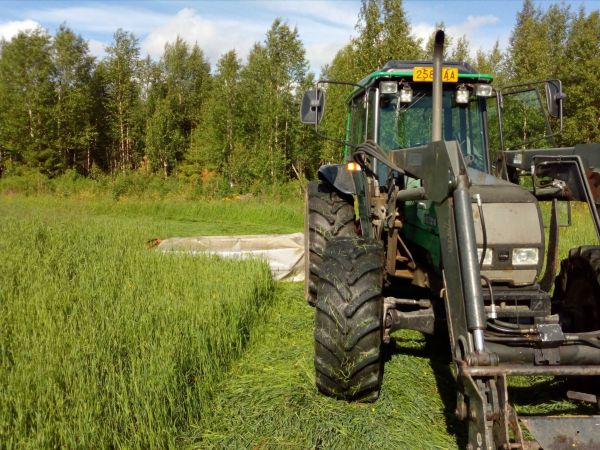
xmin=301 ymin=30 xmax=600 ymax=449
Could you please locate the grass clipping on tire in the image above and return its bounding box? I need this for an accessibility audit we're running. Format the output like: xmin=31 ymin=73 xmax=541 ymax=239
xmin=315 ymin=236 xmax=384 ymax=402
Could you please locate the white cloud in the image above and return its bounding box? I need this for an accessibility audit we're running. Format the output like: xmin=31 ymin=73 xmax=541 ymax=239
xmin=254 ymin=0 xmax=358 ymax=30
xmin=306 ymin=41 xmax=349 ymax=73
xmin=411 ymin=22 xmax=436 ymax=44
xmin=87 ymin=39 xmax=107 ymax=59
xmin=446 ymin=15 xmax=499 ymax=40
xmin=411 ymin=15 xmax=505 ymax=57
xmin=11 ymin=2 xmax=361 ymax=74
xmin=141 ymin=8 xmax=267 ymax=65
xmin=24 ymin=5 xmax=169 ymax=34
xmin=0 ymin=19 xmax=42 ymax=40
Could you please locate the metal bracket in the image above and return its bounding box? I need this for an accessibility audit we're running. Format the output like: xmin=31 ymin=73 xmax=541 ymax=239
xmin=460 ymin=371 xmax=525 ymax=449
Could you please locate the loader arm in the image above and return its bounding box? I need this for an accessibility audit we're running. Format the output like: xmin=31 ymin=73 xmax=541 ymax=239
xmin=391 ymin=140 xmax=600 ymax=450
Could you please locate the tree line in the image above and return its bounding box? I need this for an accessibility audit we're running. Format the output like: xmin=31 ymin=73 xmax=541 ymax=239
xmin=0 ymin=0 xmax=598 ymax=189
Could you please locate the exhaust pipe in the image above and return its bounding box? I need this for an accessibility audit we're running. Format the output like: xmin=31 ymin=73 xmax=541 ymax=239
xmin=432 ymin=28 xmax=487 ymax=352
xmin=432 ymin=29 xmax=444 ymax=142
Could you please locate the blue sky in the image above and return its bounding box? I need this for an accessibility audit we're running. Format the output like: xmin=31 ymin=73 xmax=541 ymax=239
xmin=1 ymin=1 xmax=598 ymax=74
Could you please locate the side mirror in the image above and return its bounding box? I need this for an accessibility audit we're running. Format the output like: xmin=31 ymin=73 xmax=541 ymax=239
xmin=300 ymin=88 xmax=326 ymax=125
xmin=545 ymin=79 xmax=564 ymax=119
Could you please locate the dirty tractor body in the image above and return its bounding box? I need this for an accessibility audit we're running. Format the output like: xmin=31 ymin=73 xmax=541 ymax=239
xmin=301 ymin=30 xmax=600 ymax=449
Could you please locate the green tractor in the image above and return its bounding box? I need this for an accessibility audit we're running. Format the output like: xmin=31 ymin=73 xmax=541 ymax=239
xmin=301 ymin=30 xmax=600 ymax=449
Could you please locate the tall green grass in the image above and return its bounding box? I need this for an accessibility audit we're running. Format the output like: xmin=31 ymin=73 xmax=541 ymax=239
xmin=0 ymin=202 xmax=275 ymax=448
xmin=1 ymin=192 xmax=303 ymax=237
xmin=0 ymin=170 xmax=307 ymax=201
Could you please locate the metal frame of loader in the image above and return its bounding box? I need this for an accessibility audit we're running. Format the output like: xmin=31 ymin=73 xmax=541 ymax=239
xmin=302 ymin=30 xmax=600 ymax=449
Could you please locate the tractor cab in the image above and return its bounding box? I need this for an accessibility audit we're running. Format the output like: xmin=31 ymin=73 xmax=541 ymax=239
xmin=348 ymin=61 xmax=494 ymax=177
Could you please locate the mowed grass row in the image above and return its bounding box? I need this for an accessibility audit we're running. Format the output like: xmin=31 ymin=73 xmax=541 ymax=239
xmin=0 ymin=198 xmax=277 ymax=448
xmin=191 ymin=283 xmax=460 ymax=449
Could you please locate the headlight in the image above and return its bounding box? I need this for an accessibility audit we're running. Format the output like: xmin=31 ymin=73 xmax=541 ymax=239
xmin=475 ymin=84 xmax=493 ymax=97
xmin=399 ymin=85 xmax=413 ymax=103
xmin=512 ymin=248 xmax=539 ymax=266
xmin=380 ymin=81 xmax=398 ymax=94
xmin=477 ymin=248 xmax=493 ymax=266
xmin=455 ymin=85 xmax=470 ymax=104
xmin=513 ymin=153 xmax=522 ymax=165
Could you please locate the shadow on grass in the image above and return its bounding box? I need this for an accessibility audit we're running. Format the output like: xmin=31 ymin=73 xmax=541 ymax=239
xmin=509 ymin=376 xmax=600 ymax=416
xmin=384 ymin=333 xmax=468 ymax=449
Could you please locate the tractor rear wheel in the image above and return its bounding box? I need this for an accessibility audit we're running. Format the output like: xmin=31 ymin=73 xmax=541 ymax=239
xmin=305 ymin=181 xmax=356 ymax=306
xmin=553 ymin=246 xmax=600 ymax=333
xmin=314 ymin=236 xmax=384 ymax=402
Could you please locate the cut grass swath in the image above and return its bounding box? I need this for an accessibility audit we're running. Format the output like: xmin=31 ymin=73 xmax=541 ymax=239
xmin=191 ymin=283 xmax=459 ymax=449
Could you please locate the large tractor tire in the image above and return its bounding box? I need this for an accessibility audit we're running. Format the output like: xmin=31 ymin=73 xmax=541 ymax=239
xmin=553 ymin=246 xmax=600 ymax=333
xmin=314 ymin=236 xmax=384 ymax=402
xmin=305 ymin=181 xmax=356 ymax=306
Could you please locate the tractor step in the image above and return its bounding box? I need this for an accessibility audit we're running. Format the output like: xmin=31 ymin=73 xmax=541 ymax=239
xmin=520 ymin=415 xmax=600 ymax=449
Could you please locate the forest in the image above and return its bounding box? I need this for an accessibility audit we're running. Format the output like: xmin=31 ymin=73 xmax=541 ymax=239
xmin=0 ymin=0 xmax=598 ymax=192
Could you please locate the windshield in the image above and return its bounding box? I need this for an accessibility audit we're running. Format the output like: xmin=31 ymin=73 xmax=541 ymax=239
xmin=378 ymin=87 xmax=487 ymax=172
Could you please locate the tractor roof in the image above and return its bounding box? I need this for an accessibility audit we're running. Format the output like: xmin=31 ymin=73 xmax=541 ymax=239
xmin=354 ymin=60 xmax=493 ymax=92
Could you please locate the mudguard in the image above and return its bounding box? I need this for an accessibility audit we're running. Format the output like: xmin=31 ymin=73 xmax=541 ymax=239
xmin=317 ymin=164 xmax=356 ymax=196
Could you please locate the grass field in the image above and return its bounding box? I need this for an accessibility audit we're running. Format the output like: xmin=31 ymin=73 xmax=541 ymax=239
xmin=0 ymin=190 xmax=598 ymax=449
xmin=0 ymin=195 xmax=284 ymax=448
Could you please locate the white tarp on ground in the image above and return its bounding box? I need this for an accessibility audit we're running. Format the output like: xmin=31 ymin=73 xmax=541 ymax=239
xmin=156 ymin=233 xmax=305 ymax=282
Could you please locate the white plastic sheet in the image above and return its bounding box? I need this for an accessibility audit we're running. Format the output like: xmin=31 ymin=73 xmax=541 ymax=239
xmin=156 ymin=233 xmax=305 ymax=282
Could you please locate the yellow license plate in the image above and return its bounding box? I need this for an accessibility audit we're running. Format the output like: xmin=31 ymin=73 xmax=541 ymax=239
xmin=412 ymin=67 xmax=458 ymax=82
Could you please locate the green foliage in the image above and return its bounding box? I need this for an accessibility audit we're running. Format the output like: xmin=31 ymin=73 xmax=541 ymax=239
xmin=0 ymin=0 xmax=598 ymax=184
xmin=145 ymin=98 xmax=185 ymax=176
xmin=559 ymin=8 xmax=600 ymax=145
xmin=235 ymin=19 xmax=312 ymax=186
xmin=187 ymin=50 xmax=241 ymax=181
xmin=0 ymin=171 xmax=307 ymax=210
xmin=504 ymin=1 xmax=599 ymax=146
xmin=320 ymin=0 xmax=424 ymax=162
xmin=424 ymin=22 xmax=473 ymax=64
xmin=0 ymin=28 xmax=56 ymax=171
xmin=104 ymin=29 xmax=143 ymax=171
xmin=146 ymin=38 xmax=211 ymax=176
xmin=474 ymin=41 xmax=505 ymax=82
xmin=52 ymin=25 xmax=97 ymax=174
